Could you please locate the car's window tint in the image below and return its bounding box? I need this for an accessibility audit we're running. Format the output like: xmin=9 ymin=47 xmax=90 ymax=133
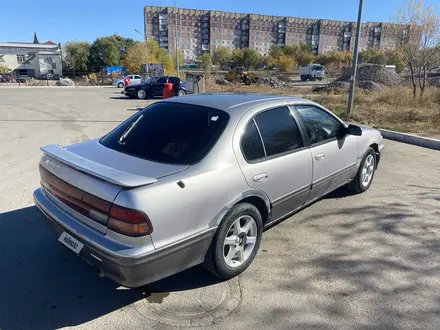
xmin=156 ymin=77 xmax=166 ymax=84
xmin=295 ymin=105 xmax=341 ymax=144
xmin=169 ymin=77 xmax=179 ymax=84
xmin=241 ymin=120 xmax=265 ymax=161
xmin=254 ymin=107 xmax=303 ymax=157
xmin=134 ymin=75 xmax=141 ymax=79
xmin=100 ymin=103 xmax=229 ymax=165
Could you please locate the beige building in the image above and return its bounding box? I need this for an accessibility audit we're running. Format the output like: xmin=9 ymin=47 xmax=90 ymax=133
xmin=144 ymin=6 xmax=397 ymax=61
xmin=0 ymin=35 xmax=62 ymax=78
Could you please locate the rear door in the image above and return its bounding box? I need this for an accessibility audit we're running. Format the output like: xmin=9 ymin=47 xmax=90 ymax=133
xmin=237 ymin=106 xmax=313 ymax=221
xmin=152 ymin=77 xmax=166 ymax=97
xmin=293 ymin=104 xmax=358 ymax=202
xmin=132 ymin=75 xmax=142 ymax=85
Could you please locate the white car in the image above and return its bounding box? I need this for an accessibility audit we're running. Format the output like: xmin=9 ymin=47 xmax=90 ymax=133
xmin=113 ymin=75 xmax=143 ymax=88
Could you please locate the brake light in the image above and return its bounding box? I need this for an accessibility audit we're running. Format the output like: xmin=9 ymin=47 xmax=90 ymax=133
xmin=108 ymin=205 xmax=152 ymax=237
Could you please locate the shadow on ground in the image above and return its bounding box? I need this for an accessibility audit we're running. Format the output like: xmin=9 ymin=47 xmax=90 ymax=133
xmin=247 ymin=182 xmax=440 ymax=329
xmin=0 ymin=206 xmax=219 ymax=329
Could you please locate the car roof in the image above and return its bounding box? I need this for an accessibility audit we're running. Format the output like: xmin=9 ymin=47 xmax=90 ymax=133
xmin=164 ymin=93 xmax=310 ymax=114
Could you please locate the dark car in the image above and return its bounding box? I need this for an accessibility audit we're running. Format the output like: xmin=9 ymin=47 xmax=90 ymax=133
xmin=0 ymin=74 xmax=14 ymax=83
xmin=123 ymin=76 xmax=189 ymax=99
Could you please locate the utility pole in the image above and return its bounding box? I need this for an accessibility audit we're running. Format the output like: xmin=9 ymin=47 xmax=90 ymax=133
xmin=174 ymin=0 xmax=180 ymax=78
xmin=347 ymin=0 xmax=364 ymax=116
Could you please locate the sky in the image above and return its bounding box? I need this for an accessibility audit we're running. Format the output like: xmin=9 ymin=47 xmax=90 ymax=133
xmin=0 ymin=0 xmax=438 ymax=44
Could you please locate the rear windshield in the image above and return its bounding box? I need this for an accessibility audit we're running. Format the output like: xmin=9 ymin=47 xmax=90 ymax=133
xmin=100 ymin=102 xmax=229 ymax=165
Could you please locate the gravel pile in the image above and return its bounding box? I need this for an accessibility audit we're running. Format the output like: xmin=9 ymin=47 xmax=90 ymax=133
xmin=428 ymin=76 xmax=440 ymax=88
xmin=357 ymin=80 xmax=386 ymax=92
xmin=338 ymin=63 xmax=402 ymax=87
xmin=261 ymin=77 xmax=288 ymax=88
xmin=313 ymin=81 xmax=349 ymax=93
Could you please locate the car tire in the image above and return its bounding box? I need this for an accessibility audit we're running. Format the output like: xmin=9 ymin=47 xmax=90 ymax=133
xmin=347 ymin=147 xmax=376 ymax=193
xmin=117 ymin=82 xmax=124 ymax=88
xmin=204 ymin=203 xmax=263 ymax=279
xmin=244 ymin=78 xmax=252 ymax=85
xmin=137 ymin=89 xmax=147 ymax=99
xmin=177 ymin=89 xmax=187 ymax=96
xmin=300 ymin=75 xmax=306 ymax=82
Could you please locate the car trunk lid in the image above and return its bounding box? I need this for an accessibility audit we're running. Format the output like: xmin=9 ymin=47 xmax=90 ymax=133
xmin=39 ymin=142 xmax=188 ymax=232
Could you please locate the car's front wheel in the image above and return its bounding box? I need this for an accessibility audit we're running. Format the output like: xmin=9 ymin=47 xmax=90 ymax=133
xmin=177 ymin=89 xmax=187 ymax=96
xmin=347 ymin=147 xmax=376 ymax=193
xmin=137 ymin=89 xmax=147 ymax=99
xmin=204 ymin=203 xmax=263 ymax=279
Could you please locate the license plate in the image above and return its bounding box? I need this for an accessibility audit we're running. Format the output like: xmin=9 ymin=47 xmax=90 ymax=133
xmin=58 ymin=232 xmax=84 ymax=254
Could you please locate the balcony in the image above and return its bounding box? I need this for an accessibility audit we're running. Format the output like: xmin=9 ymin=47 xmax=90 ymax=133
xmin=159 ymin=25 xmax=168 ymax=31
xmin=202 ymin=44 xmax=210 ymax=50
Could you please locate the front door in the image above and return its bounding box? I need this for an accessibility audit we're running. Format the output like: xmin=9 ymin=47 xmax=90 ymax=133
xmin=294 ymin=105 xmax=358 ymax=202
xmin=236 ymin=106 xmax=313 ymax=221
xmin=152 ymin=77 xmax=166 ymax=97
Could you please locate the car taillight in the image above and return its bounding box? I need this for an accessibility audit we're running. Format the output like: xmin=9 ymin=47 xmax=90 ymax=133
xmin=108 ymin=205 xmax=152 ymax=237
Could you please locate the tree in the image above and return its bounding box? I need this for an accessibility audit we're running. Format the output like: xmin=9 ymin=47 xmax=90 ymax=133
xmin=212 ymin=47 xmax=231 ymax=66
xmin=123 ymin=42 xmax=148 ymax=73
xmin=89 ymin=35 xmax=136 ymax=71
xmin=295 ymin=50 xmax=315 ymax=66
xmin=241 ymin=48 xmax=261 ymax=69
xmin=384 ymin=49 xmax=406 ymax=73
xmin=199 ymin=53 xmax=212 ymax=71
xmin=268 ymin=45 xmax=283 ymax=59
xmin=393 ymin=0 xmax=440 ymax=97
xmin=0 ymin=64 xmax=10 ymax=74
xmin=64 ymin=41 xmax=90 ymax=73
xmin=276 ymin=55 xmax=295 ymax=72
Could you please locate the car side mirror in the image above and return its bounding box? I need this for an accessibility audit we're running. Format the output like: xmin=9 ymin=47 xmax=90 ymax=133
xmin=346 ymin=124 xmax=362 ymax=136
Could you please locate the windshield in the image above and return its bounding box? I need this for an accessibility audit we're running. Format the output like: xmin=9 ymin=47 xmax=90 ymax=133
xmin=100 ymin=102 xmax=229 ymax=165
xmin=313 ymin=66 xmax=324 ymax=71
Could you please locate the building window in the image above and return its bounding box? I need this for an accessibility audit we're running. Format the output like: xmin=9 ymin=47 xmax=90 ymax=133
xmin=17 ymin=54 xmax=26 ymax=64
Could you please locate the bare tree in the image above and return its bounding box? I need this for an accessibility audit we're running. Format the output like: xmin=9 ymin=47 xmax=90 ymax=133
xmin=393 ymin=0 xmax=440 ymax=98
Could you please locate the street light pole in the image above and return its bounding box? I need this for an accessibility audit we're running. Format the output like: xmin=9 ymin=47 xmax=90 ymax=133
xmin=174 ymin=0 xmax=180 ymax=78
xmin=347 ymin=0 xmax=364 ymax=116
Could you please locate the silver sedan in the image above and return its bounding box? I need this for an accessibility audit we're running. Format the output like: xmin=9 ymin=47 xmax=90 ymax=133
xmin=33 ymin=94 xmax=384 ymax=287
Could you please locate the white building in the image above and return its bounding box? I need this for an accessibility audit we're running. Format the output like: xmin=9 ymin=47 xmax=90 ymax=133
xmin=0 ymin=36 xmax=62 ymax=78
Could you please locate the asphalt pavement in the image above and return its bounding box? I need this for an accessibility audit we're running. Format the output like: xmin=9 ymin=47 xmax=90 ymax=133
xmin=1 ymin=87 xmax=440 ymax=330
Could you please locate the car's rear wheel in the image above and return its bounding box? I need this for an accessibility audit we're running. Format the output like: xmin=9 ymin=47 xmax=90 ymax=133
xmin=347 ymin=147 xmax=376 ymax=193
xmin=137 ymin=89 xmax=147 ymax=99
xmin=117 ymin=82 xmax=124 ymax=88
xmin=204 ymin=203 xmax=263 ymax=279
xmin=177 ymin=89 xmax=187 ymax=96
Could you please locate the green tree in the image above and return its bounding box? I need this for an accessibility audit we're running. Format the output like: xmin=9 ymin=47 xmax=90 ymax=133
xmin=0 ymin=64 xmax=11 ymax=74
xmin=268 ymin=45 xmax=283 ymax=59
xmin=199 ymin=53 xmax=212 ymax=71
xmin=212 ymin=47 xmax=231 ymax=66
xmin=241 ymin=48 xmax=261 ymax=69
xmin=89 ymin=35 xmax=136 ymax=71
xmin=64 ymin=41 xmax=91 ymax=73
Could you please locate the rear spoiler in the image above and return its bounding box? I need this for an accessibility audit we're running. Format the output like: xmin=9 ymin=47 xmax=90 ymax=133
xmin=40 ymin=144 xmax=157 ymax=188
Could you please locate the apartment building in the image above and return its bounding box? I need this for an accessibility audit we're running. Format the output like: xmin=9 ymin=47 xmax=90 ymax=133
xmin=144 ymin=6 xmax=397 ymax=61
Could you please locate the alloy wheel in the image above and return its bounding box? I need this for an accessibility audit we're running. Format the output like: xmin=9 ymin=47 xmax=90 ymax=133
xmin=223 ymin=215 xmax=258 ymax=268
xmin=361 ymin=154 xmax=375 ymax=187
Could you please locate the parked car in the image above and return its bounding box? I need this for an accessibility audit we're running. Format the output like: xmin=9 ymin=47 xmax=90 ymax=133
xmin=113 ymin=75 xmax=142 ymax=88
xmin=0 ymin=74 xmax=14 ymax=83
xmin=33 ymin=94 xmax=384 ymax=288
xmin=123 ymin=76 xmax=189 ymax=99
xmin=17 ymin=75 xmax=31 ymax=83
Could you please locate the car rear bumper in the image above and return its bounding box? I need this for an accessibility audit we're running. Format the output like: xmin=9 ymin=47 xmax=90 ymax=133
xmin=33 ymin=188 xmax=216 ymax=287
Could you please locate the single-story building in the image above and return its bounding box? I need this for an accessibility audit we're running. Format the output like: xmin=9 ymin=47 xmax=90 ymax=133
xmin=0 ymin=33 xmax=62 ymax=79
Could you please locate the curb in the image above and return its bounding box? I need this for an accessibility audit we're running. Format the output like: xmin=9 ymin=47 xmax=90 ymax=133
xmin=379 ymin=129 xmax=440 ymax=151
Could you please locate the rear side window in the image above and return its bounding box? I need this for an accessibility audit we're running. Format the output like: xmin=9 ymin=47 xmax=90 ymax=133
xmin=156 ymin=77 xmax=166 ymax=84
xmin=100 ymin=103 xmax=229 ymax=165
xmin=241 ymin=120 xmax=265 ymax=161
xmin=254 ymin=107 xmax=303 ymax=157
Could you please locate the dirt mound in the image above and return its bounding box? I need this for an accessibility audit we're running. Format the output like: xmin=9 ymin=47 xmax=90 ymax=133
xmin=357 ymin=80 xmax=386 ymax=92
xmin=338 ymin=63 xmax=402 ymax=87
xmin=260 ymin=77 xmax=288 ymax=88
xmin=313 ymin=81 xmax=349 ymax=93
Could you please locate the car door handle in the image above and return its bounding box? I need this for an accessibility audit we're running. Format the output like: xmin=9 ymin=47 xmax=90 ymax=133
xmin=253 ymin=173 xmax=268 ymax=182
xmin=314 ymin=153 xmax=326 ymax=160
